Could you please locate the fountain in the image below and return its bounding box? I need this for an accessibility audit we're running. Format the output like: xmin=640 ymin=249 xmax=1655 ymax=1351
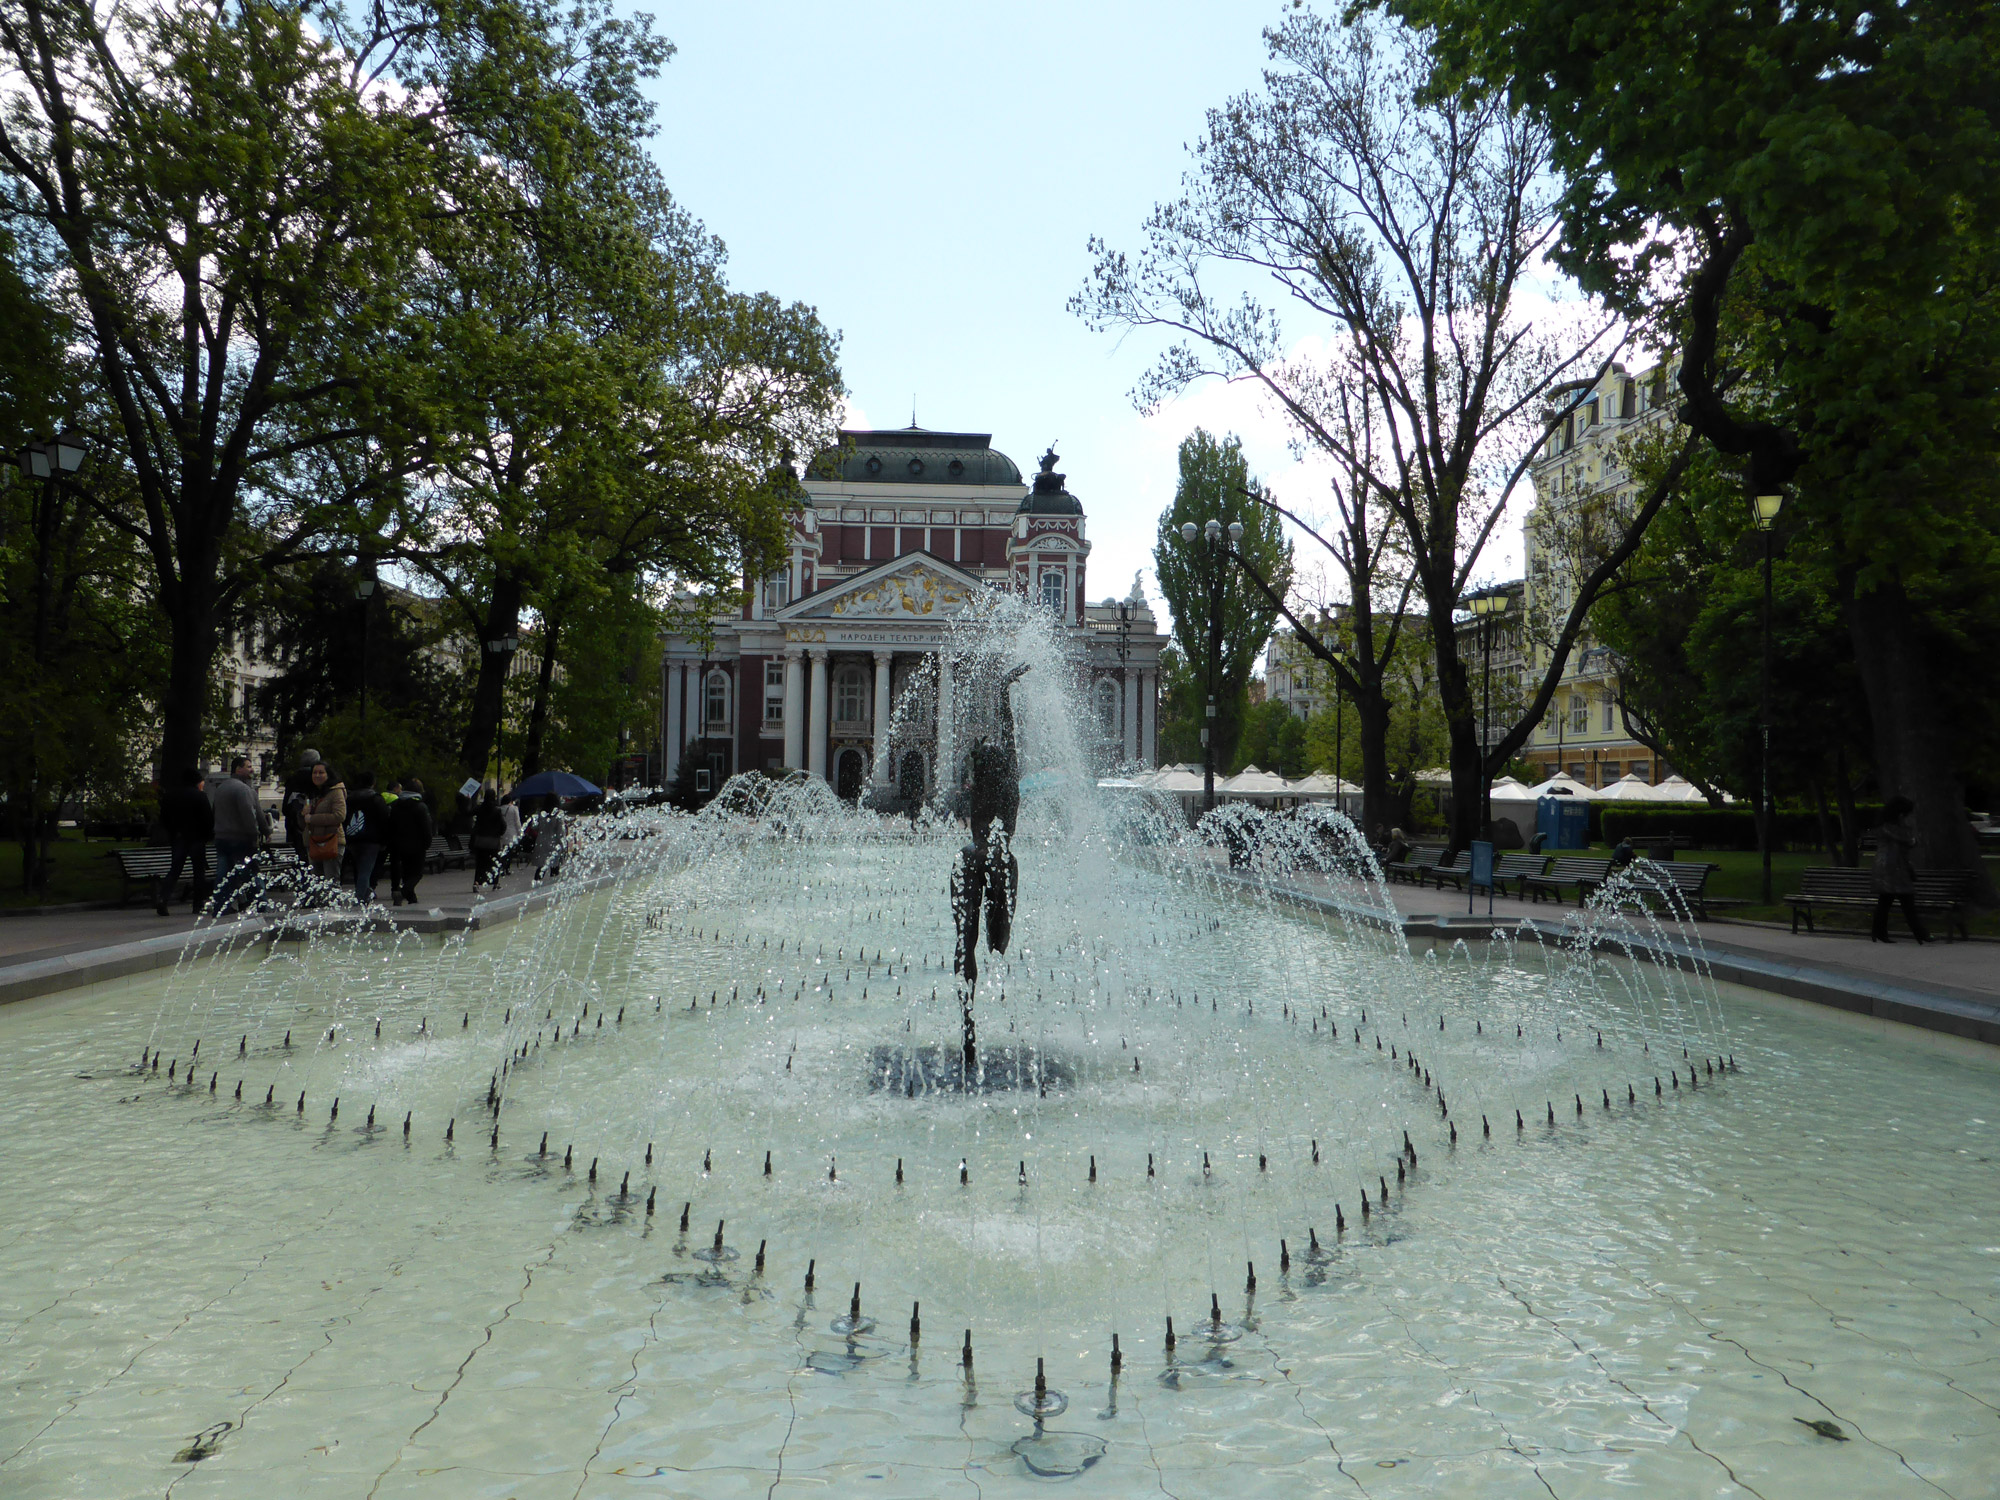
xmin=0 ymin=592 xmax=1995 ymax=1496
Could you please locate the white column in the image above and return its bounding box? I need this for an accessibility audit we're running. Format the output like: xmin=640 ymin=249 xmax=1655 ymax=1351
xmin=664 ymin=661 xmax=685 ymax=784
xmin=935 ymin=650 xmax=955 ymax=803
xmin=807 ymin=648 xmax=829 ymax=781
xmin=782 ymin=648 xmax=804 ymax=770
xmin=1139 ymin=668 xmax=1156 ymax=768
xmin=1122 ymin=670 xmax=1139 ymax=762
xmin=871 ymin=650 xmax=894 ymax=785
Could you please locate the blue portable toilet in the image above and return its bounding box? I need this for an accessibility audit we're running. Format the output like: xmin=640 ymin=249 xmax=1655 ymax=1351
xmin=1536 ymin=795 xmax=1591 ymax=850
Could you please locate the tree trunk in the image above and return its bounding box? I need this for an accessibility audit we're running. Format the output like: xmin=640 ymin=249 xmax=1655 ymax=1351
xmin=1351 ymin=683 xmax=1394 ymax=839
xmin=520 ymin=616 xmax=562 ymax=777
xmin=1834 ymin=742 xmax=1861 ymax=867
xmin=459 ymin=572 xmax=525 ymax=782
xmin=1810 ymin=769 xmax=1837 ymax=863
xmin=159 ymin=588 xmax=218 ymax=779
xmin=1846 ymin=578 xmax=1995 ymax=900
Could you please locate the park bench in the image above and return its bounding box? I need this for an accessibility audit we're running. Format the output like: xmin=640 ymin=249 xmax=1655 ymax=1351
xmin=1586 ymin=859 xmax=1723 ymax=919
xmin=1522 ymin=856 xmax=1612 ymax=906
xmin=1786 ymin=867 xmax=1974 ymax=940
xmin=1384 ymin=847 xmax=1444 ymax=884
xmin=1427 ymin=851 xmax=1471 ymax=889
xmin=419 ymin=836 xmax=472 ymax=873
xmin=114 ymin=844 xmax=218 ymax=906
xmin=1431 ymin=850 xmax=1549 ymax=896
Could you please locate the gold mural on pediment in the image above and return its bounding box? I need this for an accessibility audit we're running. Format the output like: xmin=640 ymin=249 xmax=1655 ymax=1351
xmin=830 ymin=565 xmax=975 ymax=620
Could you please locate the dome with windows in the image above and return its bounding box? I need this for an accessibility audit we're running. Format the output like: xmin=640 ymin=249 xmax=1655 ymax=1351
xmin=806 ymin=427 xmax=1023 ymax=486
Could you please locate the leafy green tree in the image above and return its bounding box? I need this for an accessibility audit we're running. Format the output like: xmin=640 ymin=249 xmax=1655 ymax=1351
xmin=0 ymin=0 xmax=454 ymax=778
xmin=1397 ymin=0 xmax=2000 ymax=887
xmin=1232 ymin=699 xmax=1307 ymax=776
xmin=1152 ymin=431 xmax=1292 ymax=782
xmin=0 ymin=237 xmax=161 ymax=889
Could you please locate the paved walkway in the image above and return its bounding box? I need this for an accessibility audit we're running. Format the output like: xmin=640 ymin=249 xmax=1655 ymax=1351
xmin=0 ymin=861 xmax=545 ymax=1004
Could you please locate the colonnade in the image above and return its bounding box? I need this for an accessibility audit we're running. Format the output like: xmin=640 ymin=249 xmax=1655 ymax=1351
xmin=664 ymin=652 xmax=1158 ymax=790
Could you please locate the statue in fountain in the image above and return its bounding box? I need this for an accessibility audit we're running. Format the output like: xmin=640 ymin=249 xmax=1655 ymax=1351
xmin=950 ymin=662 xmax=1029 ymax=1074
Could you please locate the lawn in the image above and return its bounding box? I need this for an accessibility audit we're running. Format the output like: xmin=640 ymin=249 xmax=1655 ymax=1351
xmin=1580 ymin=843 xmax=2000 ymax=937
xmin=0 ymin=831 xmax=145 ymax=909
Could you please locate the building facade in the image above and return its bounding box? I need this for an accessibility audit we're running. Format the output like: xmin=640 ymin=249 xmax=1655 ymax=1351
xmin=660 ymin=428 xmax=1166 ymax=801
xmin=1522 ymin=360 xmax=1679 ymax=787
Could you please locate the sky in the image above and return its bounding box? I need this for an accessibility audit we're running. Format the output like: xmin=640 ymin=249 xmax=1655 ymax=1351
xmin=641 ymin=2 xmax=1533 ymax=642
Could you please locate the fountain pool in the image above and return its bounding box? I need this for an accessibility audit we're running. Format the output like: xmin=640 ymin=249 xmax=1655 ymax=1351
xmin=1 ymin=798 xmax=1995 ymax=1500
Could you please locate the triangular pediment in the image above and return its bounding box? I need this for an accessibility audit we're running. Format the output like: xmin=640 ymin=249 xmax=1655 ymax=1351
xmin=780 ymin=553 xmax=991 ymax=622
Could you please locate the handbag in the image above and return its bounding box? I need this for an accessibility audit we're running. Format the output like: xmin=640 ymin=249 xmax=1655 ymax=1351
xmin=307 ymin=829 xmax=339 ymax=862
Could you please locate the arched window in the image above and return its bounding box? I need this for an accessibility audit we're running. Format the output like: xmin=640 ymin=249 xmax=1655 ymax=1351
xmin=704 ymin=669 xmax=730 ymax=728
xmin=1095 ymin=678 xmax=1119 ymax=737
xmin=834 ymin=665 xmax=867 ymax=725
xmin=1039 ymin=567 xmax=1066 ymax=614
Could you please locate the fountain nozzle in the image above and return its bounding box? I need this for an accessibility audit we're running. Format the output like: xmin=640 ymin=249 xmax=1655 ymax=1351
xmin=679 ymin=1201 xmax=690 ymax=1232
xmin=963 ymin=1330 xmax=973 ymax=1368
xmin=1111 ymin=1333 xmax=1122 ymax=1372
xmin=754 ymin=1240 xmax=765 ymax=1273
xmin=1280 ymin=1239 xmax=1290 ymax=1272
xmin=1246 ymin=1260 xmax=1256 ymax=1293
xmin=1165 ymin=1318 xmax=1175 ymax=1353
xmin=645 ymin=1187 xmax=656 ymax=1216
xmin=805 ymin=1259 xmax=814 ymax=1291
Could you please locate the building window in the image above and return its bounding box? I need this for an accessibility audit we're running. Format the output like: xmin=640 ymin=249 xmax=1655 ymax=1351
xmin=834 ymin=665 xmax=866 ymax=725
xmin=1568 ymin=694 xmax=1588 ymax=735
xmin=1601 ymin=696 xmax=1615 ymax=732
xmin=1095 ymin=678 xmax=1119 ymax=737
xmin=704 ymin=669 xmax=729 ymax=728
xmin=763 ymin=570 xmax=791 ymax=612
xmin=764 ymin=660 xmax=785 ymax=723
xmin=1631 ymin=760 xmax=1650 ymax=782
xmin=1039 ymin=567 xmax=1066 ymax=614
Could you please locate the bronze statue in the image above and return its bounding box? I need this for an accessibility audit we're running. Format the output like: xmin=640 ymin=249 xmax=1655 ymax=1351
xmin=949 ymin=662 xmax=1028 ymax=1074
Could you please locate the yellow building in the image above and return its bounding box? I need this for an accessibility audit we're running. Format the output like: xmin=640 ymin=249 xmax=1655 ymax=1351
xmin=1521 ymin=360 xmax=1681 ymax=788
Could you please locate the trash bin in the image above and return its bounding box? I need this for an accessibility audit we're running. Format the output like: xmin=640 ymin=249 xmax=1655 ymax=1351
xmin=1536 ymin=795 xmax=1590 ymax=851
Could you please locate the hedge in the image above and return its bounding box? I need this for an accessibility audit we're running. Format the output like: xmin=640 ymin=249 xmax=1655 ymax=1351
xmin=1596 ymin=804 xmax=1883 ymax=852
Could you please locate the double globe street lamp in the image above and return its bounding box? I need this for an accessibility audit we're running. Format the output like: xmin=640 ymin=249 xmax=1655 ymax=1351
xmin=1180 ymin=517 xmax=1243 ymax=813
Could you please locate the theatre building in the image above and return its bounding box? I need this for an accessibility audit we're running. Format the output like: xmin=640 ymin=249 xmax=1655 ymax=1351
xmin=661 ymin=427 xmax=1166 ymax=801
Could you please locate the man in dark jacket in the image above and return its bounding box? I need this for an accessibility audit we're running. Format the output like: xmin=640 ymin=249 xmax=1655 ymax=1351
xmin=345 ymin=771 xmax=390 ymax=903
xmin=209 ymin=756 xmax=262 ymax=913
xmin=156 ymin=768 xmax=214 ymax=915
xmin=387 ymin=779 xmax=434 ymax=905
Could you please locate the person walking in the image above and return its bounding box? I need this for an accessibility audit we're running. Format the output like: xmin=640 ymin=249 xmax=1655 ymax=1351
xmin=1870 ymin=795 xmax=1931 ymax=944
xmin=156 ymin=768 xmax=214 ymax=915
xmin=345 ymin=771 xmax=390 ymax=903
xmin=283 ymin=749 xmax=322 ymax=859
xmin=388 ymin=778 xmax=435 ymax=905
xmin=302 ymin=761 xmax=347 ymax=889
xmin=470 ymin=787 xmax=508 ymax=888
xmin=209 ymin=756 xmax=262 ymax=913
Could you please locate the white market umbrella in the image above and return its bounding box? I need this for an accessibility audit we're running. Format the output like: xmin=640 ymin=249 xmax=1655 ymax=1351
xmin=1523 ymin=773 xmax=1596 ymax=799
xmin=1219 ymin=765 xmax=1292 ymax=800
xmin=1597 ymin=773 xmax=1656 ymax=801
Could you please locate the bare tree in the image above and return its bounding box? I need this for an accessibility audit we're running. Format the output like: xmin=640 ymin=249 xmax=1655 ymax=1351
xmin=1078 ymin=9 xmax=1691 ymax=849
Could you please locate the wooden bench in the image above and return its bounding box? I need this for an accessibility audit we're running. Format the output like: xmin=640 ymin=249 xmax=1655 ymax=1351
xmin=1522 ymin=856 xmax=1612 ymax=905
xmin=114 ymin=844 xmax=219 ymax=906
xmin=1428 ymin=851 xmax=1471 ymax=889
xmin=1787 ymin=867 xmax=1974 ymax=940
xmin=1384 ymin=847 xmax=1444 ymax=884
xmin=1588 ymin=859 xmax=1721 ymax=919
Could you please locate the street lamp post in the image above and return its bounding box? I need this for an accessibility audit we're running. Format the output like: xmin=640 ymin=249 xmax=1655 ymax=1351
xmin=9 ymin=434 xmax=88 ymax=896
xmin=482 ymin=635 xmax=519 ymax=779
xmin=354 ymin=575 xmax=377 ymax=727
xmin=1115 ymin=598 xmax=1133 ymax=761
xmin=1753 ymin=491 xmax=1784 ymax=905
xmin=1180 ymin=517 xmax=1243 ymax=813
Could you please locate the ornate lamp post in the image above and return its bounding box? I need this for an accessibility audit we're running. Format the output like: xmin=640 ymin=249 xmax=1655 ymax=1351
xmin=1180 ymin=517 xmax=1243 ymax=813
xmin=1753 ymin=491 xmax=1784 ymax=905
